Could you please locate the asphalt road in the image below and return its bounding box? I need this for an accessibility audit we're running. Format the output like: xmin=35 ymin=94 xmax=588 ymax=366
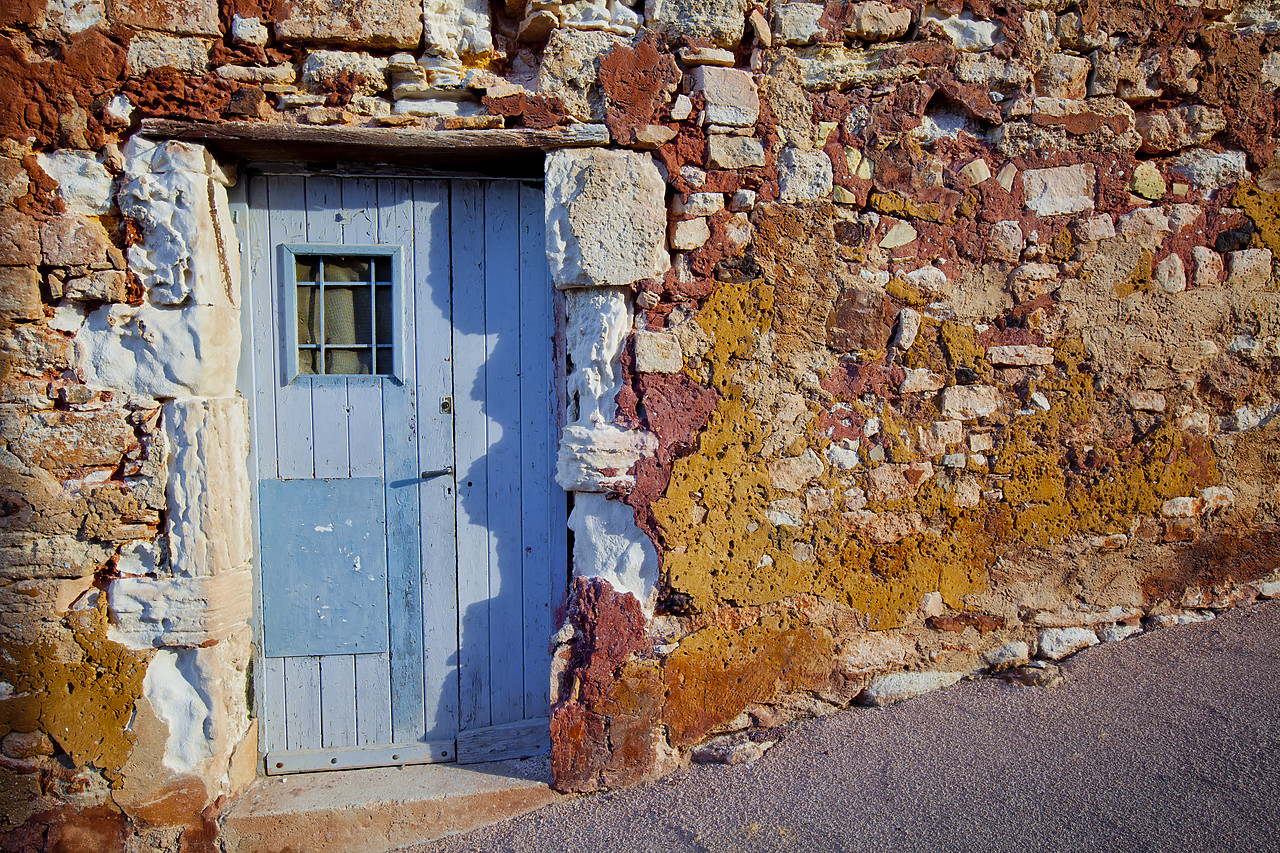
xmin=403 ymin=599 xmax=1280 ymax=853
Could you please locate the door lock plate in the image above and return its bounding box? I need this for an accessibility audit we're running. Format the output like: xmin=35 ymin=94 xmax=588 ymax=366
xmin=440 ymin=396 xmax=453 ymax=414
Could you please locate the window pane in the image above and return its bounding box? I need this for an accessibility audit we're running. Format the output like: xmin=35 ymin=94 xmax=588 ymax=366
xmin=375 ymin=285 xmax=393 ymax=345
xmin=374 ymin=257 xmax=392 ymax=284
xmin=324 ymin=257 xmax=370 ymax=283
xmin=326 ymin=348 xmax=372 ymax=375
xmin=296 ymin=258 xmax=319 ymax=282
xmin=297 ymin=348 xmax=318 ymax=375
xmin=375 ymin=346 xmax=394 ymax=375
xmin=325 ymin=286 xmax=373 ymax=345
xmin=297 ymin=286 xmax=320 ymax=345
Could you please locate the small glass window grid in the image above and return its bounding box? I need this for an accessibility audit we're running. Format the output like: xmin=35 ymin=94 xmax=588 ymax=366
xmin=288 ymin=250 xmax=398 ymax=378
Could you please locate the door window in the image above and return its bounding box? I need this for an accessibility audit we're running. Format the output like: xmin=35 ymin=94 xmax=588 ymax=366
xmin=284 ymin=244 xmax=402 ymax=380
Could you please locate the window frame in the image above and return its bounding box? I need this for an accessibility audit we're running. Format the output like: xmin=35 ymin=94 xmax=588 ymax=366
xmin=281 ymin=243 xmax=406 ymax=384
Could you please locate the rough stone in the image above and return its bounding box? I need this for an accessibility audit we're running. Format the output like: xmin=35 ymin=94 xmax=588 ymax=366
xmin=1137 ymin=106 xmax=1228 ymax=154
xmin=707 ymin=136 xmax=767 ymax=169
xmin=633 ymin=331 xmax=683 ymax=373
xmin=691 ymin=735 xmax=774 ymax=765
xmin=126 ymin=34 xmax=211 ymax=76
xmin=569 ymin=493 xmax=659 ymax=614
xmin=1191 ymin=246 xmax=1224 ymax=288
xmin=669 ymin=217 xmax=711 ymax=250
xmin=1225 ymin=249 xmax=1272 ymax=290
xmin=1036 ymin=53 xmax=1090 ymax=99
xmin=546 ymin=149 xmax=668 ymax=289
xmin=230 ymin=14 xmax=269 ymax=46
xmin=767 ymin=449 xmax=824 ymax=491
xmin=847 ymin=2 xmax=912 ymax=41
xmin=986 ymin=345 xmax=1054 ymax=367
xmin=920 ymin=8 xmax=1002 ymax=51
xmin=1037 ymin=626 xmax=1099 ymax=660
xmin=777 ymin=147 xmax=833 ymax=202
xmin=866 ymin=461 xmax=934 ymax=502
xmin=1154 ymin=253 xmax=1187 ymax=294
xmin=858 ymin=671 xmax=963 ymax=706
xmin=773 ymin=1 xmax=825 ymax=45
xmin=41 ymin=214 xmax=115 ymax=267
xmin=1022 ymin=164 xmax=1096 ymax=216
xmin=0 ymin=266 xmax=43 ymax=322
xmin=1169 ymin=148 xmax=1248 ymax=192
xmin=301 ymin=51 xmax=388 ymax=97
xmin=1129 ymin=161 xmax=1167 ymax=200
xmin=692 ymin=66 xmax=760 ymax=127
xmin=678 ymin=46 xmax=736 ymax=67
xmin=940 ymin=385 xmax=1001 ymax=420
xmin=645 ymin=0 xmax=751 ymax=48
xmin=277 ymin=0 xmax=424 ymax=48
xmin=985 ymin=220 xmax=1024 ymax=262
xmin=540 ymin=29 xmax=626 ymax=123
xmin=111 ymin=0 xmax=219 ymax=35
xmin=983 ymin=641 xmax=1031 ymax=672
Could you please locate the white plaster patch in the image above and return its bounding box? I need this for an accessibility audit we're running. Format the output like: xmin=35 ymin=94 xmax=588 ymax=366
xmin=143 ymin=649 xmax=215 ymax=773
xmin=47 ymin=0 xmax=104 ymax=32
xmin=37 ymin=150 xmax=113 ymax=215
xmin=78 ymin=301 xmax=241 ymax=398
xmin=569 ymin=493 xmax=659 ymax=616
xmin=118 ymin=137 xmax=240 ymax=309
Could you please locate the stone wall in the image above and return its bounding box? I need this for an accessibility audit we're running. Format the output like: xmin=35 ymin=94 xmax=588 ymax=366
xmin=1 ymin=0 xmax=1279 ymax=844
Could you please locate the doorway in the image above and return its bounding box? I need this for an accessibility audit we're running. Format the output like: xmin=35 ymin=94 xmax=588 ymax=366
xmin=242 ymin=173 xmax=565 ymax=773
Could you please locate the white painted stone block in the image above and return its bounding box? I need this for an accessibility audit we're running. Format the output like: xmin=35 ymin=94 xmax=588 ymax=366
xmin=165 ymin=397 xmax=252 ymax=578
xmin=546 ymin=150 xmax=669 ymax=289
xmin=569 ymin=492 xmax=659 ymax=615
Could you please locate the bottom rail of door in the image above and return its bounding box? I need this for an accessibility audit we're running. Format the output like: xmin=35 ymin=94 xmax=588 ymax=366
xmin=264 ymin=739 xmax=456 ymax=774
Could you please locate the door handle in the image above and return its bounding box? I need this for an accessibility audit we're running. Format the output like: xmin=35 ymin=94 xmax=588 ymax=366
xmin=419 ymin=467 xmax=454 ymax=480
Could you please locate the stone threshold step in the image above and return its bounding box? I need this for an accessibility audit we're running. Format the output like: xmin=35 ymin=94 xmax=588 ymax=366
xmin=219 ymin=756 xmax=562 ymax=853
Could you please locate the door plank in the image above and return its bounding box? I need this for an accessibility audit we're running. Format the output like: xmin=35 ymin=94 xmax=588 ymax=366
xmin=260 ymin=656 xmax=286 ymax=756
xmin=482 ymin=181 xmax=525 ymax=727
xmin=451 ymin=180 xmax=492 ymax=733
xmin=411 ymin=179 xmax=460 ymax=744
xmin=246 ymin=178 xmax=279 ymax=480
xmin=320 ymin=655 xmax=357 ymax=748
xmin=342 ymin=178 xmax=386 ymax=479
xmin=284 ymin=656 xmax=321 ymax=751
xmin=517 ymin=182 xmax=558 ymax=719
xmin=306 ymin=176 xmax=351 ymax=479
xmin=269 ymin=176 xmax=314 ymax=479
xmin=381 ymin=179 xmax=426 ymax=742
xmin=455 ymin=717 xmax=549 ymax=765
xmin=354 ymin=653 xmax=392 ymax=745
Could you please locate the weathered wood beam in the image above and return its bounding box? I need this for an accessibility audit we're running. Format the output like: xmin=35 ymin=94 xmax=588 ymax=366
xmin=139 ymin=119 xmax=611 ymax=151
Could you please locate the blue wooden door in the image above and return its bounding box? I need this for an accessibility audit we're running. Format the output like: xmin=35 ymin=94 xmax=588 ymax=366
xmin=245 ymin=175 xmax=565 ymax=773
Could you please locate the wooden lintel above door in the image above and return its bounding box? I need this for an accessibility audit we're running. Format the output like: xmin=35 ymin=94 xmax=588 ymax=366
xmin=138 ymin=119 xmax=610 ymax=176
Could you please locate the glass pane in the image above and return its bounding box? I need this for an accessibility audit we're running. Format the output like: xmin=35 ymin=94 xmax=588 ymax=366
xmin=375 ymin=346 xmax=394 ymax=375
xmin=324 ymin=286 xmax=372 ymax=345
xmin=324 ymin=257 xmax=370 ymax=283
xmin=295 ymin=257 xmax=319 ymax=283
xmin=375 ymin=285 xmax=393 ymax=346
xmin=374 ymin=257 xmax=392 ymax=284
xmin=297 ymin=285 xmax=320 ymax=345
xmin=297 ymin=348 xmax=318 ymax=375
xmin=326 ymin=348 xmax=372 ymax=375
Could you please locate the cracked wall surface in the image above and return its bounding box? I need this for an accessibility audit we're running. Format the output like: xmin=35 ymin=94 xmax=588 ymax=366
xmin=1 ymin=0 xmax=1280 ymax=843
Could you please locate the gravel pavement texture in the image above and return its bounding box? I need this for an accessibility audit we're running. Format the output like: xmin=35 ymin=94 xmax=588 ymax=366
xmin=401 ymin=600 xmax=1280 ymax=853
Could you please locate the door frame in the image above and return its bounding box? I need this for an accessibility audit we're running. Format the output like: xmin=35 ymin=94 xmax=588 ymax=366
xmin=229 ymin=164 xmax=569 ymax=776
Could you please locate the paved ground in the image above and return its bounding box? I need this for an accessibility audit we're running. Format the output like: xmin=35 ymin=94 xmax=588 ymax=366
xmin=401 ymin=599 xmax=1280 ymax=853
